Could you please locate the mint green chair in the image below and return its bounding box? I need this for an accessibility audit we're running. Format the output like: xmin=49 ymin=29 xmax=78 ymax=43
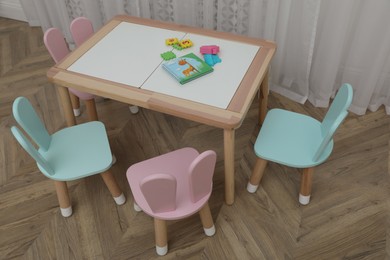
xmin=11 ymin=97 xmax=126 ymax=217
xmin=247 ymin=84 xmax=353 ymax=205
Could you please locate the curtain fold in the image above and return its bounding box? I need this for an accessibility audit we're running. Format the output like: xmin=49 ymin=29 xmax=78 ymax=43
xmin=20 ymin=0 xmax=390 ymax=115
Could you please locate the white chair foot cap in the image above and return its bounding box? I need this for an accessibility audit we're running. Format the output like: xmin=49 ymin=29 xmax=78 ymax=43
xmin=246 ymin=182 xmax=258 ymax=193
xmin=111 ymin=154 xmax=117 ymax=165
xmin=133 ymin=203 xmax=142 ymax=212
xmin=204 ymin=225 xmax=216 ymax=236
xmin=60 ymin=206 xmax=73 ymax=217
xmin=299 ymin=194 xmax=311 ymax=205
xmin=156 ymin=245 xmax=168 ymax=256
xmin=73 ymin=108 xmax=81 ymax=117
xmin=129 ymin=105 xmax=139 ymax=114
xmin=114 ymin=193 xmax=126 ymax=205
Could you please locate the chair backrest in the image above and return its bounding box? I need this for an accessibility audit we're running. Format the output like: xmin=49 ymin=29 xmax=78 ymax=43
xmin=12 ymin=97 xmax=51 ymax=151
xmin=140 ymin=173 xmax=177 ymax=213
xmin=11 ymin=126 xmax=54 ymax=175
xmin=188 ymin=150 xmax=217 ymax=203
xmin=313 ymin=83 xmax=353 ymax=161
xmin=43 ymin=28 xmax=70 ymax=64
xmin=70 ymin=17 xmax=94 ymax=47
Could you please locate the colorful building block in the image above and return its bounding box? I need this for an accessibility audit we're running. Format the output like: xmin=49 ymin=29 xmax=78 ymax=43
xmin=161 ymin=51 xmax=176 ymax=60
xmin=200 ymin=45 xmax=220 ymax=55
xmin=204 ymin=54 xmax=222 ymax=67
xmin=166 ymin=38 xmax=179 ymax=46
xmin=179 ymin=39 xmax=193 ymax=48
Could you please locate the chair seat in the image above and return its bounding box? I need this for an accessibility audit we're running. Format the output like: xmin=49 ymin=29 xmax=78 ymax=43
xmin=69 ymin=88 xmax=94 ymax=100
xmin=127 ymin=147 xmax=211 ymax=220
xmin=38 ymin=121 xmax=112 ymax=180
xmin=255 ymin=109 xmax=333 ymax=168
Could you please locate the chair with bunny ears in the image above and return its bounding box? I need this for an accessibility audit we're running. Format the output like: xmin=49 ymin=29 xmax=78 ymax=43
xmin=247 ymin=83 xmax=353 ymax=205
xmin=126 ymin=147 xmax=217 ymax=256
xmin=10 ymin=97 xmax=125 ymax=217
xmin=69 ymin=16 xmax=94 ymax=47
xmin=44 ymin=27 xmax=98 ymax=120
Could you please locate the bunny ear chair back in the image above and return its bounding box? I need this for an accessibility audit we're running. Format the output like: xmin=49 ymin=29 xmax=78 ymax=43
xmin=247 ymin=84 xmax=353 ymax=205
xmin=126 ymin=147 xmax=217 ymax=255
xmin=44 ymin=26 xmax=97 ymax=119
xmin=11 ymin=96 xmax=125 ymax=217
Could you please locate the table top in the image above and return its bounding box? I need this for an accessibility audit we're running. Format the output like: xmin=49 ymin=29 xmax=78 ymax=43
xmin=48 ymin=15 xmax=276 ymax=129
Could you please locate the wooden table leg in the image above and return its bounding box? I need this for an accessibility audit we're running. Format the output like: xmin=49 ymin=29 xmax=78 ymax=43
xmin=224 ymin=128 xmax=235 ymax=205
xmin=57 ymin=85 xmax=76 ymax=126
xmin=259 ymin=69 xmax=269 ymax=125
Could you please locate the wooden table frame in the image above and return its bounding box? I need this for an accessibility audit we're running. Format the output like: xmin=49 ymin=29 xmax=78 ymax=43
xmin=47 ymin=15 xmax=276 ymax=205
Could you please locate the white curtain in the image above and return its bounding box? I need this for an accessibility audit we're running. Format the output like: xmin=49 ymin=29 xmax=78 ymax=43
xmin=20 ymin=0 xmax=390 ymax=115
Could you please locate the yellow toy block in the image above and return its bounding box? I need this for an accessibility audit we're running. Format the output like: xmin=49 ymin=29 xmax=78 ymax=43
xmin=165 ymin=38 xmax=179 ymax=46
xmin=179 ymin=39 xmax=193 ymax=48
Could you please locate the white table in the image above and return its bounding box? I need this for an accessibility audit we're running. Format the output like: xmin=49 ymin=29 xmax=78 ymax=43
xmin=48 ymin=15 xmax=276 ymax=205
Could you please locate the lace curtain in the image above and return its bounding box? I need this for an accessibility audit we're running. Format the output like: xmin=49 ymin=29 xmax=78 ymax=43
xmin=20 ymin=0 xmax=390 ymax=115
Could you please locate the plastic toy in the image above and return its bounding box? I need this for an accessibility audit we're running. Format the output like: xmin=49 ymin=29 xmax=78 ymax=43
xmin=200 ymin=45 xmax=220 ymax=55
xmin=204 ymin=54 xmax=221 ymax=66
xmin=165 ymin=38 xmax=193 ymax=51
xmin=179 ymin=39 xmax=193 ymax=48
xmin=161 ymin=51 xmax=176 ymax=60
xmin=161 ymin=51 xmax=175 ymax=60
xmin=165 ymin=38 xmax=179 ymax=46
xmin=200 ymin=45 xmax=221 ymax=66
xmin=172 ymin=44 xmax=183 ymax=50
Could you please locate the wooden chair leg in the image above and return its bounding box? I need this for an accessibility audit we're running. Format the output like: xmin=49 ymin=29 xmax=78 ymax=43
xmin=299 ymin=167 xmax=314 ymax=205
xmin=247 ymin=158 xmax=268 ymax=193
xmin=54 ymin=181 xmax=72 ymax=217
xmin=69 ymin=92 xmax=81 ymax=117
xmin=133 ymin=202 xmax=142 ymax=212
xmin=199 ymin=202 xmax=215 ymax=236
xmin=100 ymin=171 xmax=126 ymax=205
xmin=154 ymin=218 xmax=168 ymax=256
xmin=85 ymin=98 xmax=98 ymax=121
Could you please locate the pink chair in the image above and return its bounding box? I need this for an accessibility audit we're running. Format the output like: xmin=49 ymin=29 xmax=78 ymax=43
xmin=70 ymin=17 xmax=94 ymax=47
xmin=44 ymin=27 xmax=98 ymax=120
xmin=70 ymin=16 xmax=139 ymax=114
xmin=126 ymin=147 xmax=217 ymax=256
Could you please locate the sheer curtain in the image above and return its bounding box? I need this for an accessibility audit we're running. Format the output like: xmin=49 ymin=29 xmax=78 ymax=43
xmin=20 ymin=0 xmax=390 ymax=115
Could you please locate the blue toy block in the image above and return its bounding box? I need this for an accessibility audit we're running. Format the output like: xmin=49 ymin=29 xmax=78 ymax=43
xmin=212 ymin=54 xmax=221 ymax=64
xmin=204 ymin=54 xmax=222 ymax=67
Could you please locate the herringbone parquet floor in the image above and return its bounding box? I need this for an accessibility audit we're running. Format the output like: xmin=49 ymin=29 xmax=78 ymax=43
xmin=1 ymin=17 xmax=389 ymax=259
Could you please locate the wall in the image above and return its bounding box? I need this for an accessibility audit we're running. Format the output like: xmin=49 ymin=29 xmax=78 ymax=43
xmin=0 ymin=0 xmax=26 ymax=21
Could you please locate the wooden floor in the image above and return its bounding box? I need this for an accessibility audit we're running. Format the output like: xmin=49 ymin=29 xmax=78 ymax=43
xmin=1 ymin=17 xmax=389 ymax=259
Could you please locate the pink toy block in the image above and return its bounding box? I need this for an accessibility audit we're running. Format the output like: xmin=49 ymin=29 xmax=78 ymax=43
xmin=200 ymin=45 xmax=220 ymax=55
